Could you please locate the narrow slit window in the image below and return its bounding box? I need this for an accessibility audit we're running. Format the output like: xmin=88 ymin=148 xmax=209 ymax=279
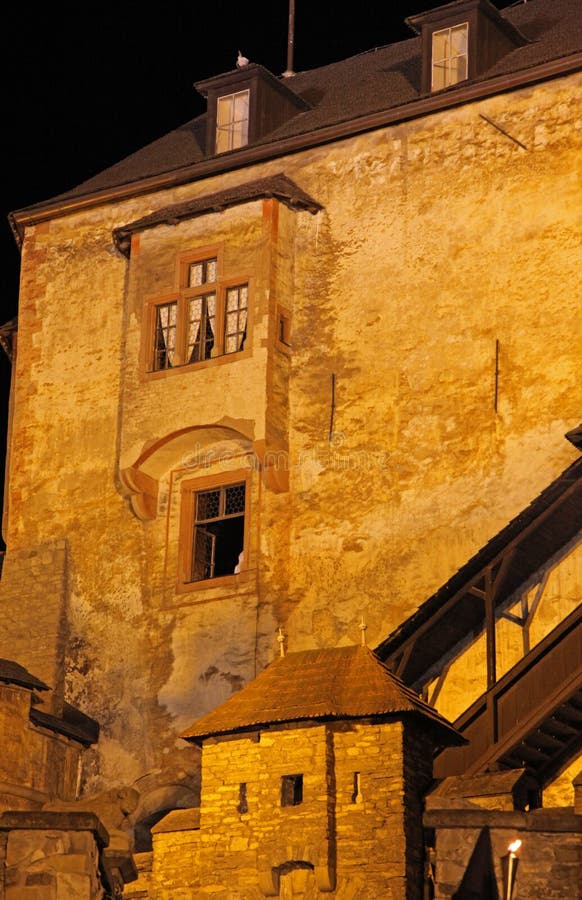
xmin=281 ymin=774 xmax=303 ymax=807
xmin=224 ymin=285 xmax=248 ymax=353
xmin=238 ymin=782 xmax=248 ymax=815
xmin=153 ymin=302 xmax=177 ymax=370
xmin=351 ymin=772 xmax=362 ymax=804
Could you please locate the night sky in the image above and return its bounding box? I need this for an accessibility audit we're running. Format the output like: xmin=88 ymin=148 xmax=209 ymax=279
xmin=0 ymin=1 xmax=517 ymax=547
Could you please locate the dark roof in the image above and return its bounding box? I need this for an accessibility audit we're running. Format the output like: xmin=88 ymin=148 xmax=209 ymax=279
xmin=113 ymin=174 xmax=323 ymax=256
xmin=0 ymin=658 xmax=48 ymax=691
xmin=30 ymin=702 xmax=100 ymax=747
xmin=181 ymin=643 xmax=464 ymax=746
xmin=376 ymin=452 xmax=582 ymax=686
xmin=9 ymin=0 xmax=582 ymax=231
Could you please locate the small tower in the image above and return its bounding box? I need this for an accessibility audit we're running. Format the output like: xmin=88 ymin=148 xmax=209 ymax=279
xmin=162 ymin=643 xmax=464 ymax=898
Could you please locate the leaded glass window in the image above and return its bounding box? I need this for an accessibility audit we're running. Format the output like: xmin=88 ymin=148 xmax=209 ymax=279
xmin=190 ymin=482 xmax=246 ymax=581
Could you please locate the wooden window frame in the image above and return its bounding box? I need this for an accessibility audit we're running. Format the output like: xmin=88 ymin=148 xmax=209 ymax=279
xmin=144 ymin=244 xmax=251 ymax=377
xmin=215 ymin=89 xmax=250 ymax=153
xmin=431 ymin=22 xmax=469 ymax=91
xmin=177 ymin=468 xmax=251 ymax=594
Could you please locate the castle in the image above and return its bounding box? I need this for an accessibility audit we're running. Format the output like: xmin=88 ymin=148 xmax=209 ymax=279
xmin=0 ymin=0 xmax=581 ymax=896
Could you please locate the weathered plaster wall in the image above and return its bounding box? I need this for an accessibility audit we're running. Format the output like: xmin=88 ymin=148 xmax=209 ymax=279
xmin=0 ymin=72 xmax=580 ymax=801
xmin=0 ymin=683 xmax=81 ymax=812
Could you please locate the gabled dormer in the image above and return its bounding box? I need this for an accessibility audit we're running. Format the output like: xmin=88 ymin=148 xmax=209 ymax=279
xmin=195 ymin=62 xmax=310 ymax=156
xmin=406 ymin=0 xmax=529 ymax=94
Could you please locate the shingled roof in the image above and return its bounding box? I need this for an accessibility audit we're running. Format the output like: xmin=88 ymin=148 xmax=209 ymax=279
xmin=9 ymin=0 xmax=582 ymax=239
xmin=112 ymin=174 xmax=323 ymax=256
xmin=0 ymin=658 xmax=48 ymax=691
xmin=181 ymin=644 xmax=464 ymax=746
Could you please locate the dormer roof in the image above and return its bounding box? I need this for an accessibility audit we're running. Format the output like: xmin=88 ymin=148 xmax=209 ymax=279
xmin=181 ymin=643 xmax=464 ymax=746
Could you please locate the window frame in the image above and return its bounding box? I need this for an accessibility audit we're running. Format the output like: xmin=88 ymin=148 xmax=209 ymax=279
xmin=144 ymin=245 xmax=251 ymax=377
xmin=177 ymin=468 xmax=251 ymax=593
xmin=215 ymin=89 xmax=250 ymax=154
xmin=431 ymin=21 xmax=469 ymax=91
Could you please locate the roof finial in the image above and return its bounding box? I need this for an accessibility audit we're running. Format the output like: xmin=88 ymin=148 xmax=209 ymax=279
xmin=236 ymin=50 xmax=249 ymax=69
xmin=277 ymin=627 xmax=286 ymax=657
xmin=359 ymin=618 xmax=368 ymax=646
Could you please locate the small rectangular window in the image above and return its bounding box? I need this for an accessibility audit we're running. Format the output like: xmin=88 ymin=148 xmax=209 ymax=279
xmin=216 ymin=90 xmax=250 ymax=153
xmin=153 ymin=302 xmax=178 ymax=370
xmin=431 ymin=23 xmax=468 ymax=91
xmin=238 ymin=782 xmax=248 ymax=815
xmin=224 ymin=285 xmax=248 ymax=354
xmin=281 ymin=774 xmax=303 ymax=807
xmin=190 ymin=482 xmax=246 ymax=582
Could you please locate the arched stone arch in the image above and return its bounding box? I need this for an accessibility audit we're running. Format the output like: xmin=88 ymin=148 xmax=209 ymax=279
xmin=130 ymin=768 xmax=200 ymax=852
xmin=259 ymin=843 xmax=335 ymax=895
xmin=119 ymin=420 xmax=256 ymax=520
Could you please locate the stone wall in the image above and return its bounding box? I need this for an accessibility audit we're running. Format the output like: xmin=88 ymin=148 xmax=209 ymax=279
xmin=0 ymin=810 xmax=107 ymax=899
xmin=0 ymin=541 xmax=68 ymax=712
xmin=0 ymin=681 xmax=81 ymax=813
xmin=425 ymin=808 xmax=582 ymax=900
xmin=2 ymin=70 xmax=580 ymax=798
xmin=145 ymin=718 xmax=435 ymax=898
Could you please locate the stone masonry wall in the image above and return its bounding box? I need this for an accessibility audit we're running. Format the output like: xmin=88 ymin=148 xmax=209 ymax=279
xmin=0 ymin=541 xmax=68 ymax=712
xmin=2 ymin=71 xmax=580 ymax=799
xmin=0 ymin=682 xmax=81 ymax=812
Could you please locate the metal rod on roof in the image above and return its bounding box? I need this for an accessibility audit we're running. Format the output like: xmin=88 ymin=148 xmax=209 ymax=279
xmin=283 ymin=0 xmax=296 ymax=77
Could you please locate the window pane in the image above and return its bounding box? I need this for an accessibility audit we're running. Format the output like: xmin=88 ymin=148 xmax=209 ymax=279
xmin=206 ymin=258 xmax=217 ymax=283
xmin=153 ymin=302 xmax=177 ymax=370
xmin=216 ymin=90 xmax=250 ymax=152
xmin=196 ymin=489 xmax=221 ymax=522
xmin=225 ymin=483 xmax=245 ymax=516
xmin=190 ymin=484 xmax=246 ymax=581
xmin=188 ymin=293 xmax=216 ymax=363
xmin=192 ymin=527 xmax=216 ymax=581
xmin=224 ymin=284 xmax=248 ymax=354
xmin=217 ymin=95 xmax=233 ymax=127
xmin=451 ymin=23 xmax=468 ymax=54
xmin=432 ymin=23 xmax=468 ymax=90
xmin=189 ymin=257 xmax=217 ymax=287
xmin=233 ymin=91 xmax=249 ymax=121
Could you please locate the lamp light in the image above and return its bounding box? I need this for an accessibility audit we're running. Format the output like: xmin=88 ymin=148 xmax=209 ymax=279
xmin=501 ymin=839 xmax=522 ymax=900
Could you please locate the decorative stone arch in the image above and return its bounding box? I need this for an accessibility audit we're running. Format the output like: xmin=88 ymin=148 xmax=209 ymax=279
xmin=258 ymin=842 xmax=335 ymax=895
xmin=130 ymin=769 xmax=200 ymax=852
xmin=119 ymin=419 xmax=288 ymax=520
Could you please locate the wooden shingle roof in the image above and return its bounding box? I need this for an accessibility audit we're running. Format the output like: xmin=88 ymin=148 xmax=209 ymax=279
xmin=181 ymin=644 xmax=463 ymax=746
xmin=0 ymin=658 xmax=48 ymax=691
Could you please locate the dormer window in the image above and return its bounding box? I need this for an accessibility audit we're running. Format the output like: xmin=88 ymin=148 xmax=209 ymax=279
xmin=195 ymin=63 xmax=310 ymax=157
xmin=431 ymin=23 xmax=469 ymax=91
xmin=406 ymin=0 xmax=528 ymax=96
xmin=216 ymin=90 xmax=250 ymax=153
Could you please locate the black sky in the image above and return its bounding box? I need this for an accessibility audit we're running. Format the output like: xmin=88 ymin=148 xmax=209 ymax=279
xmin=0 ymin=1 xmax=517 ymax=547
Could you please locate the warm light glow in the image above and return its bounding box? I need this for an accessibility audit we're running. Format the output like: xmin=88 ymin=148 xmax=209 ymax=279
xmin=508 ymin=839 xmax=522 ymax=855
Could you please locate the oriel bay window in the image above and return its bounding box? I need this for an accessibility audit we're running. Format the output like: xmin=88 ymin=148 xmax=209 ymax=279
xmin=179 ymin=471 xmax=249 ymax=587
xmin=148 ymin=250 xmax=249 ymax=372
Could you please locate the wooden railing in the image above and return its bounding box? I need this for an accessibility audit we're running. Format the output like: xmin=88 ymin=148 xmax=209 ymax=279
xmin=434 ymin=603 xmax=582 ymax=782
